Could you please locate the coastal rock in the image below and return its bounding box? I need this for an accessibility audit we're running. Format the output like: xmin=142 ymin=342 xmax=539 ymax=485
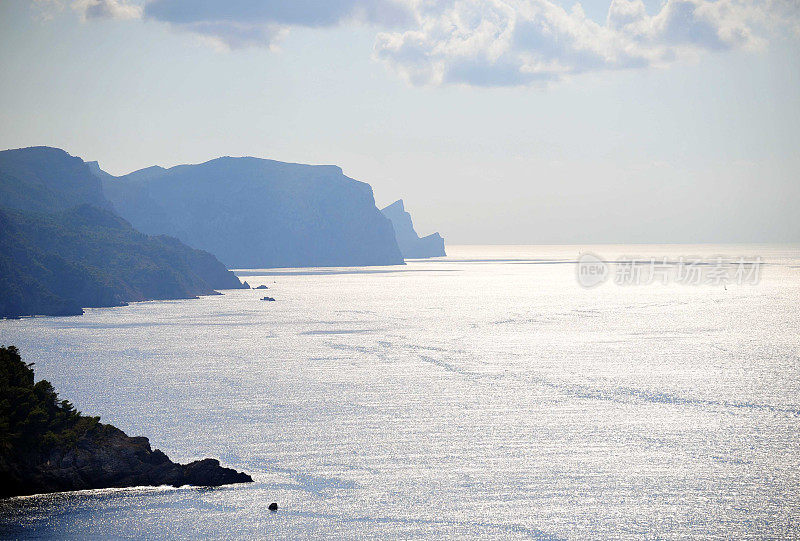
xmin=255 ymin=285 xmax=269 ymax=289
xmin=261 ymin=296 xmax=276 ymax=302
xmin=0 ymin=346 xmax=253 ymax=498
xmin=2 ymin=424 xmax=253 ymax=497
xmin=380 ymin=200 xmax=446 ymax=259
xmin=18 ymin=425 xmax=252 ymax=495
xmin=182 ymin=458 xmax=253 ymax=486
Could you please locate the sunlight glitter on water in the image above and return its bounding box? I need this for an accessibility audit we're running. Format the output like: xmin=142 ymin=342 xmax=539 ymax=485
xmin=1 ymin=245 xmax=799 ymax=539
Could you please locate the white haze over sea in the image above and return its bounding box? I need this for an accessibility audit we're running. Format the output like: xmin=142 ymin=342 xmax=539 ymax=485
xmin=0 ymin=245 xmax=798 ymax=539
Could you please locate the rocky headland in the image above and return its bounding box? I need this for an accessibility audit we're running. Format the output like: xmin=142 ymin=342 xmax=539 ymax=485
xmin=381 ymin=199 xmax=446 ymax=259
xmin=0 ymin=346 xmax=252 ymax=498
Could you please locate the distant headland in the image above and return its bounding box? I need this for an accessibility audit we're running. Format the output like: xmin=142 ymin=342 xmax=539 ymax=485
xmin=95 ymin=157 xmax=406 ymax=268
xmin=0 ymin=146 xmax=447 ymax=318
xmin=381 ymin=200 xmax=446 ymax=259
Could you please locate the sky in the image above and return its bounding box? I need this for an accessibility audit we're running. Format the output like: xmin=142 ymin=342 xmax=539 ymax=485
xmin=0 ymin=0 xmax=798 ymax=244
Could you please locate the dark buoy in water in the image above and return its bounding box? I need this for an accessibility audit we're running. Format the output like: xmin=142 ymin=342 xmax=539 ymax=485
xmin=268 ymin=502 xmax=278 ymax=512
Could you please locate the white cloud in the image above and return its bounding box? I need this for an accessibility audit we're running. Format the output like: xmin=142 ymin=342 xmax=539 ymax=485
xmin=64 ymin=0 xmax=413 ymax=49
xmin=177 ymin=22 xmax=288 ymax=51
xmin=375 ymin=0 xmax=791 ymax=86
xmin=73 ymin=0 xmax=143 ymax=20
xmin=140 ymin=0 xmax=414 ymax=49
xmin=60 ymin=0 xmax=799 ymax=84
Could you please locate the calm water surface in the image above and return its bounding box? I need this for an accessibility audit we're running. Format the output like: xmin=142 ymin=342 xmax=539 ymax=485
xmin=1 ymin=245 xmax=799 ymax=539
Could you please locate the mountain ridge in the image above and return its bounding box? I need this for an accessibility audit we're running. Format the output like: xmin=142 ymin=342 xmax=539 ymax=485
xmin=98 ymin=156 xmax=405 ymax=268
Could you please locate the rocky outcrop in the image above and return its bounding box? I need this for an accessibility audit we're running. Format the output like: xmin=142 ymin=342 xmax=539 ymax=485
xmin=98 ymin=157 xmax=404 ymax=268
xmin=381 ymin=200 xmax=446 ymax=259
xmin=182 ymin=458 xmax=251 ymax=487
xmin=1 ymin=424 xmax=252 ymax=498
xmin=0 ymin=346 xmax=252 ymax=499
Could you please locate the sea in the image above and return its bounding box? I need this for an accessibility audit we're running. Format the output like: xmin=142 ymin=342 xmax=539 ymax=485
xmin=0 ymin=245 xmax=798 ymax=539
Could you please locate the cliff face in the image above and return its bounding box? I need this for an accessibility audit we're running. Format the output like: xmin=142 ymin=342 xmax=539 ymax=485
xmin=0 ymin=147 xmax=246 ymax=318
xmin=0 ymin=346 xmax=252 ymax=498
xmin=381 ymin=200 xmax=446 ymax=259
xmin=100 ymin=157 xmax=404 ymax=268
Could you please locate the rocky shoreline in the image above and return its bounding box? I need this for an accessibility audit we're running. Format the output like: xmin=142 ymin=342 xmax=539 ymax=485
xmin=0 ymin=346 xmax=252 ymax=498
xmin=0 ymin=424 xmax=253 ymax=498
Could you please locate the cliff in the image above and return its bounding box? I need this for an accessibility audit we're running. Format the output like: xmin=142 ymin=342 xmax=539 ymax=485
xmin=381 ymin=200 xmax=446 ymax=259
xmin=0 ymin=346 xmax=252 ymax=498
xmin=99 ymin=157 xmax=404 ymax=268
xmin=0 ymin=147 xmax=247 ymax=318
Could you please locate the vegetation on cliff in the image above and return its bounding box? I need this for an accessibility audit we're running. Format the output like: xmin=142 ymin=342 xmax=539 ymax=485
xmin=0 ymin=346 xmax=252 ymax=498
xmin=0 ymin=346 xmax=98 ymax=457
xmin=0 ymin=147 xmax=246 ymax=318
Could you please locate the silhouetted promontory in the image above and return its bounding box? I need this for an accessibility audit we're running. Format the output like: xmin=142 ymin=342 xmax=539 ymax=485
xmin=97 ymin=157 xmax=404 ymax=268
xmin=0 ymin=346 xmax=252 ymax=498
xmin=381 ymin=200 xmax=446 ymax=259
